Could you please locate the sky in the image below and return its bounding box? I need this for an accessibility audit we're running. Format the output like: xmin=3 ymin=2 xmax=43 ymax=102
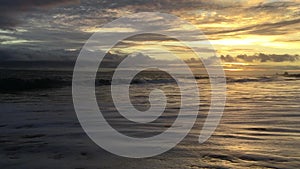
xmin=0 ymin=0 xmax=299 ymax=66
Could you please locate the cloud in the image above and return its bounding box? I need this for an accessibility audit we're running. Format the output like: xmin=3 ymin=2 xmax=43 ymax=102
xmin=0 ymin=0 xmax=80 ymax=29
xmin=0 ymin=47 xmax=78 ymax=61
xmin=206 ymin=18 xmax=300 ymax=36
xmin=0 ymin=0 xmax=299 ymax=62
xmin=220 ymin=53 xmax=300 ymax=63
xmin=247 ymin=1 xmax=299 ymax=12
xmin=248 ymin=18 xmax=300 ymax=35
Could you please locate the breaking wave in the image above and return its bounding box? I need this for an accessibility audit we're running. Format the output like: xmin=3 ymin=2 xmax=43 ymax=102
xmin=1 ymin=73 xmax=299 ymax=92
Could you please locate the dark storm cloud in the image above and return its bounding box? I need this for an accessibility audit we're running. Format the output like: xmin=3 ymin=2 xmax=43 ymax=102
xmin=0 ymin=0 xmax=80 ymax=29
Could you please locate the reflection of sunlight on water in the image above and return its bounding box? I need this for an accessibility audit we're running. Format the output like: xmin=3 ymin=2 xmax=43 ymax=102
xmin=225 ymin=144 xmax=259 ymax=152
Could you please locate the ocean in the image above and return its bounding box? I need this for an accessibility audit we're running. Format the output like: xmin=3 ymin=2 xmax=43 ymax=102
xmin=0 ymin=69 xmax=299 ymax=169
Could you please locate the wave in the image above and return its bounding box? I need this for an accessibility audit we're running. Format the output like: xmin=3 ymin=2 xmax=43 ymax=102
xmin=228 ymin=75 xmax=300 ymax=83
xmin=0 ymin=77 xmax=176 ymax=92
xmin=227 ymin=77 xmax=274 ymax=83
xmin=1 ymin=73 xmax=299 ymax=92
xmin=284 ymin=73 xmax=300 ymax=78
xmin=96 ymin=78 xmax=176 ymax=86
xmin=0 ymin=78 xmax=69 ymax=92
